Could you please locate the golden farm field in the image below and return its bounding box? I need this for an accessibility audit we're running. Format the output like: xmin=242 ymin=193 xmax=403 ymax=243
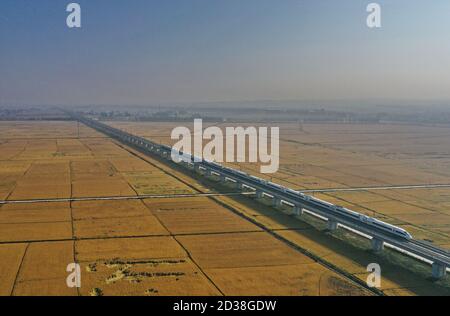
xmin=123 ymin=171 xmax=195 ymax=195
xmin=107 ymin=121 xmax=450 ymax=248
xmin=12 ymin=241 xmax=77 ymax=296
xmin=204 ymin=263 xmax=369 ymax=296
xmin=143 ymin=197 xmax=260 ymax=234
xmin=0 ymin=243 xmax=28 ymax=295
xmin=0 ymin=120 xmax=383 ymax=296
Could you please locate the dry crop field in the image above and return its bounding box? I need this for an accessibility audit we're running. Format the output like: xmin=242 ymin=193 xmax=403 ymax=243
xmin=107 ymin=121 xmax=450 ymax=249
xmin=0 ymin=121 xmax=377 ymax=296
xmin=100 ymin=121 xmax=450 ymax=295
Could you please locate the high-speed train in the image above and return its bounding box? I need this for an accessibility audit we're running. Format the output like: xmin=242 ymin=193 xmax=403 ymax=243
xmin=257 ymin=178 xmax=412 ymax=240
xmin=261 ymin=186 xmax=414 ymax=240
xmin=191 ymin=158 xmax=413 ymax=240
xmin=310 ymin=199 xmax=413 ymax=240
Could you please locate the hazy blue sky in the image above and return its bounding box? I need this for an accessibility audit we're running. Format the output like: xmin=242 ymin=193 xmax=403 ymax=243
xmin=1 ymin=0 xmax=450 ymax=106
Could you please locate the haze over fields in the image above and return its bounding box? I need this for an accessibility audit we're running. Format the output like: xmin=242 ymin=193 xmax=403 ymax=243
xmin=1 ymin=0 xmax=450 ymax=106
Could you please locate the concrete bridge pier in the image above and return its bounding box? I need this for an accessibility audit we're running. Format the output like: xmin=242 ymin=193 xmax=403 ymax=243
xmin=255 ymin=190 xmax=263 ymax=199
xmin=432 ymin=262 xmax=447 ymax=280
xmin=273 ymin=197 xmax=282 ymax=207
xmin=371 ymin=238 xmax=384 ymax=253
xmin=293 ymin=205 xmax=303 ymax=216
xmin=327 ymin=219 xmax=338 ymax=231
